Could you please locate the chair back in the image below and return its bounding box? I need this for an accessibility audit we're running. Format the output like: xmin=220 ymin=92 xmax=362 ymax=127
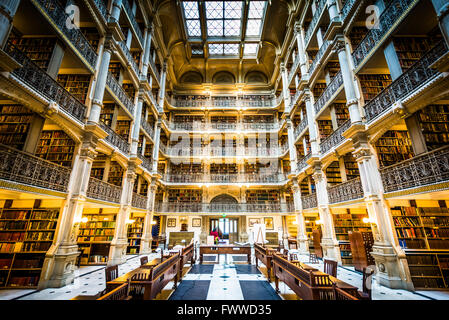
xmin=308 ymin=253 xmax=319 ymax=264
xmin=105 ymin=265 xmax=119 ymax=283
xmin=362 ymin=267 xmax=375 ymax=300
xmin=332 ymin=283 xmax=359 ymax=300
xmin=323 ymin=259 xmax=338 ymax=278
xmin=140 ymin=256 xmax=149 ymax=266
xmin=290 ymin=253 xmax=298 ymax=261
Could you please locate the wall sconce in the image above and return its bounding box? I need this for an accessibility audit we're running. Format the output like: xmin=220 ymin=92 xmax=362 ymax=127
xmin=125 ymin=218 xmax=135 ymax=224
xmin=74 ymin=216 xmax=88 ymax=224
xmin=292 ymin=220 xmax=298 ymax=225
xmin=305 ymin=220 xmax=310 ymax=224
xmin=151 ymin=220 xmax=157 ymax=225
xmin=363 ymin=217 xmax=377 ymax=224
xmin=316 ymin=219 xmax=323 ymax=225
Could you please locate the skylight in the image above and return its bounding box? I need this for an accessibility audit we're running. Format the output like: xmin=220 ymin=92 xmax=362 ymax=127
xmin=181 ymin=1 xmax=267 ymax=57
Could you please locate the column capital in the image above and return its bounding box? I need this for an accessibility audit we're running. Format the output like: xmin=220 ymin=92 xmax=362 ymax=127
xmin=294 ymin=21 xmax=302 ymax=34
xmin=332 ymin=38 xmax=346 ymax=54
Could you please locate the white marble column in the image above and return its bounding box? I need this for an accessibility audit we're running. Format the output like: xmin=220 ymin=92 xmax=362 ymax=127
xmin=432 ymin=0 xmax=449 ymax=47
xmin=152 ymin=119 xmax=161 ymax=172
xmin=312 ymin=164 xmax=341 ymax=263
xmin=0 ymin=0 xmax=20 ymax=47
xmin=130 ymin=90 xmax=144 ymax=156
xmin=140 ymin=180 xmax=157 ymax=253
xmin=352 ymin=133 xmax=414 ymax=289
xmin=280 ymin=62 xmax=291 ymax=111
xmin=158 ymin=61 xmax=167 ymax=111
xmin=303 ymin=91 xmax=320 ymax=155
xmin=286 ymin=118 xmax=298 ymax=173
xmin=291 ymin=178 xmax=309 ymax=253
xmin=108 ymin=162 xmax=137 ymax=266
xmin=39 ymin=135 xmax=99 ymax=288
xmin=141 ymin=25 xmax=153 ymax=76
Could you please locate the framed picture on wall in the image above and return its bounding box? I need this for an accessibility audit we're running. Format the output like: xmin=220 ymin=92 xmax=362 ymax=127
xmin=167 ymin=218 xmax=176 ymax=227
xmin=264 ymin=217 xmax=274 ymax=230
xmin=192 ymin=218 xmax=201 ymax=227
xmin=248 ymin=218 xmax=260 ymax=227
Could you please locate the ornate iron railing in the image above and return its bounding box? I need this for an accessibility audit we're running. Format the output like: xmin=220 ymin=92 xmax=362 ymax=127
xmin=161 ymin=146 xmax=285 ymax=157
xmin=381 ymin=146 xmax=449 ymax=193
xmin=352 ymin=0 xmax=418 ymax=69
xmin=99 ymin=121 xmax=130 ymax=154
xmin=91 ymin=0 xmax=109 ymax=22
xmin=304 ymin=0 xmax=327 ymax=46
xmin=288 ymin=52 xmax=301 ymax=85
xmin=166 ymin=95 xmax=278 ymax=108
xmin=320 ymin=119 xmax=351 ymax=155
xmin=132 ymin=192 xmax=147 ymax=209
xmin=32 ymin=0 xmax=97 ymax=68
xmin=328 ymin=177 xmax=364 ymax=203
xmin=117 ymin=40 xmax=140 ymax=78
xmin=140 ymin=119 xmax=154 ymax=139
xmin=166 ymin=121 xmax=278 ymax=132
xmin=122 ymin=0 xmax=144 ymax=45
xmin=364 ymin=40 xmax=447 ymax=123
xmin=106 ymin=72 xmax=135 ymax=115
xmin=137 ymin=153 xmax=152 ymax=172
xmin=314 ymin=71 xmax=343 ymax=114
xmin=340 ymin=0 xmax=359 ymax=23
xmin=294 ymin=118 xmax=308 ymax=139
xmin=162 ymin=173 xmax=287 ymax=184
xmin=308 ymin=40 xmax=331 ymax=76
xmin=0 ymin=144 xmax=71 ymax=192
xmin=297 ymin=153 xmax=311 ymax=172
xmin=155 ymin=202 xmax=293 ymax=213
xmin=148 ymin=57 xmax=160 ymax=81
xmin=5 ymin=42 xmax=86 ymax=122
xmin=86 ymin=177 xmax=122 ymax=203
xmin=301 ymin=193 xmax=318 ymax=209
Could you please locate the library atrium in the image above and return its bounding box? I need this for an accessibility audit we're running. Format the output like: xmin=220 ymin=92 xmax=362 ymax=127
xmin=0 ymin=0 xmax=448 ymax=302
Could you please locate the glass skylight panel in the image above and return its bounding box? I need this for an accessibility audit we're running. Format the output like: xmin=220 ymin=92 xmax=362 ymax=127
xmin=183 ymin=1 xmax=200 ymax=18
xmin=224 ymin=1 xmax=242 ymax=19
xmin=224 ymin=19 xmax=241 ymax=36
xmin=205 ymin=1 xmax=223 ymax=19
xmin=246 ymin=19 xmax=262 ymax=36
xmin=244 ymin=43 xmax=258 ymax=55
xmin=208 ymin=43 xmax=223 ymax=55
xmin=183 ymin=1 xmax=201 ymax=37
xmin=223 ymin=43 xmax=239 ymax=55
xmin=248 ymin=1 xmax=265 ymax=19
xmin=207 ymin=19 xmax=224 ymax=36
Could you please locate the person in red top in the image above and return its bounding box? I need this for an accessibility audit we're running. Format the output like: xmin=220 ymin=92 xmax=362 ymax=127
xmin=210 ymin=228 xmax=219 ymax=243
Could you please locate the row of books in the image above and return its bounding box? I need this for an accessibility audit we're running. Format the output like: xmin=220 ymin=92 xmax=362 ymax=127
xmin=77 ymin=236 xmax=114 ymax=242
xmin=393 ymin=216 xmax=421 ymax=227
xmin=25 ymin=232 xmax=54 ymax=241
xmin=80 ymin=221 xmax=116 ymax=228
xmin=396 ymin=228 xmax=424 ymax=238
xmin=78 ymin=229 xmax=114 ymax=236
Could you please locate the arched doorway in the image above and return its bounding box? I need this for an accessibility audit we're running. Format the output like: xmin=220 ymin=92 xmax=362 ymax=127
xmin=209 ymin=194 xmax=239 ymax=244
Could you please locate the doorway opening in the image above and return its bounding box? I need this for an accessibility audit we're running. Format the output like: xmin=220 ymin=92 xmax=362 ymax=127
xmin=210 ymin=218 xmax=238 ymax=244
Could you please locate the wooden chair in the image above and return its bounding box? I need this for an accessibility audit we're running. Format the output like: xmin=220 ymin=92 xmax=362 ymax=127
xmin=97 ymin=279 xmax=132 ymax=300
xmin=105 ymin=265 xmax=119 ymax=283
xmin=140 ymin=256 xmax=148 ymax=266
xmin=308 ymin=253 xmax=319 ymax=264
xmin=357 ymin=267 xmax=374 ymax=300
xmin=289 ymin=253 xmax=298 ymax=262
xmin=323 ymin=259 xmax=338 ymax=278
xmin=332 ymin=282 xmax=358 ymax=300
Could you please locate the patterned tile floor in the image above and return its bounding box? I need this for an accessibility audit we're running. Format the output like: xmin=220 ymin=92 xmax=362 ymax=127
xmin=1 ymin=250 xmax=448 ymax=300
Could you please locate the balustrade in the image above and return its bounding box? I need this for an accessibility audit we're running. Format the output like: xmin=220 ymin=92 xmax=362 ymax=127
xmin=99 ymin=121 xmax=130 ymax=154
xmin=327 ymin=177 xmax=363 ymax=203
xmin=86 ymin=177 xmax=122 ymax=203
xmin=319 ymin=119 xmax=351 ymax=155
xmin=301 ymin=192 xmax=318 ymax=209
xmin=314 ymin=71 xmax=343 ymax=114
xmin=106 ymin=72 xmax=135 ymax=116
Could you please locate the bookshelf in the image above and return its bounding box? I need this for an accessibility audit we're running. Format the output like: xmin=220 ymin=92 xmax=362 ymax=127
xmin=36 ymin=130 xmax=76 ymax=167
xmin=312 ymin=82 xmax=327 ymax=99
xmin=100 ymin=104 xmax=116 ymax=127
xmin=332 ymin=210 xmax=371 ymax=265
xmin=305 ymin=216 xmax=317 ymax=252
xmin=245 ymin=189 xmax=280 ymax=203
xmin=325 ymin=61 xmax=340 ymax=79
xmin=343 ymin=153 xmax=360 ymax=180
xmin=90 ymin=154 xmax=107 ymax=180
xmin=57 ymin=74 xmax=91 ymax=104
xmin=167 ymin=189 xmax=202 ymax=203
xmin=243 ymin=115 xmax=274 ymax=123
xmin=9 ymin=36 xmax=56 ymax=69
xmin=393 ymin=203 xmax=449 ymax=289
xmin=126 ymin=214 xmax=144 ymax=254
xmin=393 ymin=36 xmax=435 ymax=71
xmin=115 ymin=120 xmax=131 ymax=141
xmin=300 ymin=178 xmax=310 ymax=195
xmin=77 ymin=212 xmax=116 ymax=265
xmin=0 ymin=104 xmax=34 ymax=150
xmin=417 ymin=104 xmax=449 ymax=151
xmin=108 ymin=62 xmax=122 ymax=80
xmin=131 ymin=50 xmax=141 ymax=66
xmin=173 ymin=115 xmax=205 ymax=123
xmin=211 ymin=163 xmax=237 ymax=174
xmin=282 ymin=160 xmax=291 ymax=174
xmin=107 ymin=161 xmax=124 ymax=187
xmin=317 ymin=120 xmax=333 ymax=140
xmin=325 ymin=161 xmax=342 ymax=185
xmin=171 ymin=163 xmax=203 ymax=174
xmin=358 ymin=74 xmax=392 ymax=103
xmin=0 ymin=200 xmax=59 ymax=288
xmin=374 ymin=130 xmax=414 ymax=168
xmin=334 ymin=103 xmax=350 ymax=126
xmin=211 ymin=116 xmax=237 ymax=123
xmin=80 ymin=27 xmax=100 ymax=51
xmin=348 ymin=26 xmax=368 ymax=48
xmin=122 ymin=83 xmax=136 ymax=100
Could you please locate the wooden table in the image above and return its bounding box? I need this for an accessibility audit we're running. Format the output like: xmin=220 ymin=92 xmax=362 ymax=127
xmin=199 ymin=245 xmax=251 ymax=263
